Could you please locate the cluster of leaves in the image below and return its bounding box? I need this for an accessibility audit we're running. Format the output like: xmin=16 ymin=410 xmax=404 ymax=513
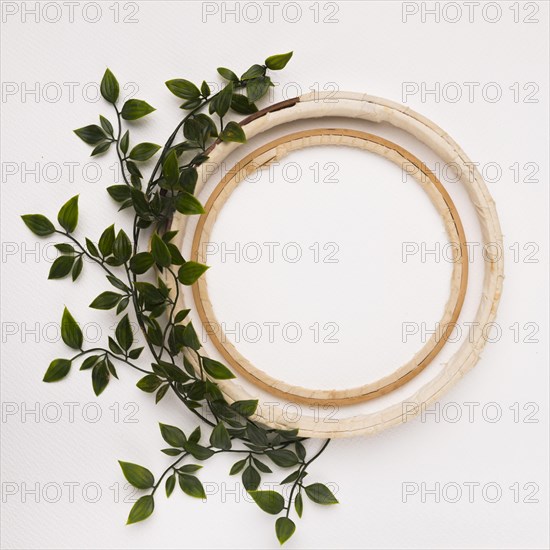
xmin=21 ymin=51 xmax=338 ymax=545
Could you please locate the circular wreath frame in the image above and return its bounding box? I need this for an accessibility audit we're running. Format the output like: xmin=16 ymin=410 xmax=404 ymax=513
xmin=190 ymin=128 xmax=469 ymax=405
xmin=163 ymin=92 xmax=504 ymax=438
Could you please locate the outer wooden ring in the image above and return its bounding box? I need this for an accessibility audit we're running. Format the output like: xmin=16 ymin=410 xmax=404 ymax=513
xmin=190 ymin=128 xmax=469 ymax=405
xmin=163 ymin=92 xmax=504 ymax=438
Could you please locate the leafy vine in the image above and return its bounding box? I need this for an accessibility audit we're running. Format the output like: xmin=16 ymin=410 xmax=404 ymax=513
xmin=22 ymin=52 xmax=338 ymax=545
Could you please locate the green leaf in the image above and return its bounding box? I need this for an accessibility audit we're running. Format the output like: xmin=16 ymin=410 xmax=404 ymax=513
xmin=266 ymin=450 xmax=299 ymax=468
xmin=295 ymin=441 xmax=306 ymax=461
xmin=178 ymin=262 xmax=208 ymax=285
xmin=43 ymin=358 xmax=71 ymax=382
xmin=217 ymin=67 xmax=239 ymax=82
xmin=119 ymin=461 xmax=154 ymax=489
xmin=129 ymin=347 xmax=143 ymax=359
xmin=55 ymin=243 xmax=75 ymax=254
xmin=160 ymin=423 xmax=186 ymax=448
xmin=61 ymin=307 xmax=82 ymax=350
xmin=121 ymin=99 xmax=155 ymax=120
xmin=175 ymin=192 xmax=205 ymax=215
xmin=231 ymin=399 xmax=258 ymax=417
xmin=202 ymin=357 xmax=235 ymax=380
xmin=162 ymin=150 xmax=179 ymax=187
xmin=113 ymin=230 xmax=132 ymax=263
xmin=129 ymin=142 xmax=161 ymax=161
xmin=151 ymin=233 xmax=171 ymax=268
xmin=210 ymin=422 xmax=232 ymax=450
xmin=253 ymin=458 xmax=272 ymax=474
xmin=100 ymin=68 xmax=119 ymax=103
xmin=89 ymin=291 xmax=123 ymax=310
xmin=275 ymin=517 xmax=296 ymax=545
xmin=220 ymin=121 xmax=246 ymax=143
xmin=72 ymin=256 xmax=83 ymax=281
xmin=126 ymin=495 xmax=154 ymax=525
xmin=21 ymin=214 xmax=55 ymax=236
xmin=265 ymin=52 xmax=293 ymax=70
xmin=184 ymin=442 xmax=214 ymax=461
xmin=48 ymin=255 xmax=75 ymax=279
xmin=174 ymin=309 xmax=190 ymax=323
xmin=80 ymin=355 xmax=99 ymax=371
xmin=86 ymin=238 xmax=100 ymax=257
xmin=129 ymin=252 xmax=155 ymax=274
xmin=280 ymin=470 xmax=301 ymax=485
xmin=99 ymin=115 xmax=114 ymax=136
xmin=136 ymin=374 xmax=161 ymax=393
xmin=200 ymin=80 xmax=210 ymax=97
xmin=115 ymin=314 xmax=133 ymax=351
xmin=57 ymin=196 xmax=79 ymax=233
xmin=91 ymin=141 xmax=111 ymax=156
xmin=247 ymin=76 xmax=271 ymax=103
xmin=107 ymin=185 xmax=131 ymax=203
xmin=304 ymin=483 xmax=339 ymax=505
xmin=74 ymin=124 xmax=106 ymax=144
xmin=165 ymin=473 xmax=176 ymax=498
xmin=241 ymin=64 xmax=265 ymax=81
xmin=215 ymin=82 xmax=233 ymax=117
xmin=92 ymin=361 xmax=109 ymax=395
xmin=178 ymin=474 xmax=206 ymax=499
xmin=231 ymin=93 xmax=258 ymax=114
xmin=182 ymin=323 xmax=201 ymax=350
xmin=165 ymin=79 xmax=201 ymax=100
xmin=109 ymin=337 xmax=123 ymax=355
xmin=98 ymin=225 xmax=115 ymax=257
xmin=230 ymin=459 xmax=247 ymax=475
xmin=120 ymin=130 xmax=130 ymax=154
xmin=248 ymin=490 xmax=285 ymax=514
xmin=242 ymin=466 xmax=260 ymax=491
xmin=179 ymin=464 xmax=202 ymax=473
xmin=295 ymin=492 xmax=303 ymax=517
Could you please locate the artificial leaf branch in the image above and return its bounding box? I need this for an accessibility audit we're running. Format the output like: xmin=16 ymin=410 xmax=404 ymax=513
xmin=22 ymin=51 xmax=338 ymax=545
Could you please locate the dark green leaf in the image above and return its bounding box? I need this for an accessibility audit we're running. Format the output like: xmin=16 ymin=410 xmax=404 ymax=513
xmin=129 ymin=143 xmax=161 ymax=161
xmin=179 ymin=464 xmax=202 ymax=473
xmin=202 ymin=357 xmax=235 ymax=380
xmin=231 ymin=399 xmax=258 ymax=417
xmin=217 ymin=67 xmax=239 ymax=82
xmin=184 ymin=442 xmax=214 ymax=461
xmin=165 ymin=473 xmax=176 ymax=498
xmin=242 ymin=465 xmax=261 ymax=491
xmin=129 ymin=252 xmax=154 ymax=274
xmin=121 ymin=99 xmax=155 ymax=120
xmin=57 ymin=195 xmax=79 ymax=233
xmin=126 ymin=495 xmax=154 ymax=525
xmin=230 ymin=459 xmax=247 ymax=475
xmin=128 ymin=347 xmax=144 ymax=359
xmin=86 ymin=238 xmax=100 ymax=257
xmin=265 ymin=52 xmax=293 ymax=70
xmin=175 ymin=192 xmax=205 ymax=215
xmin=246 ymin=76 xmax=271 ymax=103
xmin=43 ymin=358 xmax=71 ymax=382
xmin=151 ymin=233 xmax=171 ymax=268
xmin=61 ymin=307 xmax=82 ymax=350
xmin=160 ymin=423 xmax=186 ymax=448
xmin=113 ymin=230 xmax=132 ymax=263
xmin=275 ymin=517 xmax=296 ymax=545
xmin=280 ymin=470 xmax=301 ymax=485
xmin=55 ymin=243 xmax=75 ymax=254
xmin=100 ymin=68 xmax=119 ymax=103
xmin=136 ymin=374 xmax=161 ymax=393
xmin=209 ymin=422 xmax=232 ymax=450
xmin=120 ymin=130 xmax=130 ymax=154
xmin=178 ymin=474 xmax=206 ymax=499
xmin=178 ymin=261 xmax=208 ymax=285
xmin=174 ymin=309 xmax=190 ymax=323
xmin=115 ymin=314 xmax=133 ymax=351
xmin=89 ymin=291 xmax=123 ymax=310
xmin=48 ymin=255 xmax=75 ymax=279
xmin=99 ymin=115 xmax=114 ymax=136
xmin=165 ymin=79 xmax=201 ymax=100
xmin=266 ymin=450 xmax=299 ymax=468
xmin=248 ymin=490 xmax=285 ymax=514
xmin=220 ymin=121 xmax=246 ymax=143
xmin=295 ymin=441 xmax=306 ymax=461
xmin=107 ymin=185 xmax=131 ymax=203
xmin=92 ymin=361 xmax=109 ymax=395
xmin=241 ymin=64 xmax=265 ymax=81
xmin=119 ymin=461 xmax=154 ymax=489
xmin=21 ymin=214 xmax=55 ymax=236
xmin=215 ymin=82 xmax=233 ymax=117
xmin=200 ymin=81 xmax=211 ymax=97
xmin=80 ymin=355 xmax=99 ymax=371
xmin=304 ymin=483 xmax=339 ymax=505
xmin=253 ymin=458 xmax=272 ymax=474
xmin=74 ymin=124 xmax=106 ymax=145
xmin=98 ymin=225 xmax=115 ymax=257
xmin=295 ymin=492 xmax=303 ymax=517
xmin=182 ymin=323 xmax=201 ymax=350
xmin=231 ymin=93 xmax=258 ymax=114
xmin=91 ymin=141 xmax=111 ymax=156
xmin=71 ymin=256 xmax=83 ymax=281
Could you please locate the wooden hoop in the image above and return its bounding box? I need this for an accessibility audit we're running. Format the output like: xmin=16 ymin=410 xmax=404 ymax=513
xmin=163 ymin=92 xmax=504 ymax=438
xmin=190 ymin=128 xmax=469 ymax=405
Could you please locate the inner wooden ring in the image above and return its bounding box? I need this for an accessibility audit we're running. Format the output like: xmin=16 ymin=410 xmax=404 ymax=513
xmin=190 ymin=128 xmax=468 ymax=405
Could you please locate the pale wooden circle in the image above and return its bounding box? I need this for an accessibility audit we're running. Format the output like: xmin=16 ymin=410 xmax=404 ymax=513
xmin=190 ymin=129 xmax=469 ymax=405
xmin=162 ymin=92 xmax=504 ymax=438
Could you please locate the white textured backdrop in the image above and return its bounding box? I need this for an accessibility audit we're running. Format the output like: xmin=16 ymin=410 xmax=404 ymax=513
xmin=1 ymin=1 xmax=548 ymax=549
